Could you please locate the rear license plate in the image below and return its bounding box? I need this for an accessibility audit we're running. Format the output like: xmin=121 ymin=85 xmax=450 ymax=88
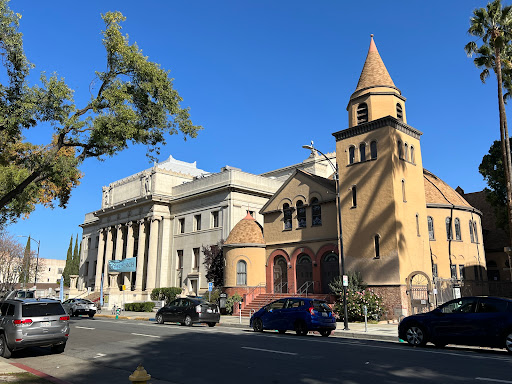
xmin=322 ymin=312 xmax=327 ymax=317
xmin=40 ymin=321 xmax=51 ymax=327
xmin=207 ymin=309 xmax=213 ymax=313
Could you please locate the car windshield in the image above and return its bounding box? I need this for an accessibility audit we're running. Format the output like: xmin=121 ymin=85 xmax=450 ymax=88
xmin=77 ymin=300 xmax=93 ymax=304
xmin=22 ymin=302 xmax=66 ymax=317
xmin=312 ymin=301 xmax=331 ymax=312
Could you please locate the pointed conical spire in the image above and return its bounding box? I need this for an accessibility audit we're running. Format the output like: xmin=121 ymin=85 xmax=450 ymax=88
xmin=354 ymin=35 xmax=395 ymax=92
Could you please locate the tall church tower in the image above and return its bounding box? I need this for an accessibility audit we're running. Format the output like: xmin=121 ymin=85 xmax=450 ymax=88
xmin=333 ymin=36 xmax=432 ymax=316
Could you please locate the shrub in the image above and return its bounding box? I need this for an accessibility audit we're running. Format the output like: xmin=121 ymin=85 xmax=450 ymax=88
xmin=333 ymin=288 xmax=385 ymax=322
xmin=150 ymin=287 xmax=182 ymax=305
xmin=124 ymin=302 xmax=155 ymax=312
xmin=225 ymin=293 xmax=242 ymax=315
xmin=202 ymin=288 xmax=221 ymax=303
xmin=329 ymin=271 xmax=367 ymax=295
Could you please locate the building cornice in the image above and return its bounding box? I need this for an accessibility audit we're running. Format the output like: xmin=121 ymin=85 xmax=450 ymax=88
xmin=332 ymin=116 xmax=423 ymax=141
xmin=426 ymin=203 xmax=483 ymax=216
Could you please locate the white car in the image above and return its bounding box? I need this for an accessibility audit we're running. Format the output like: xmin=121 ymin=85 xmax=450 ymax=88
xmin=62 ymin=298 xmax=96 ymax=318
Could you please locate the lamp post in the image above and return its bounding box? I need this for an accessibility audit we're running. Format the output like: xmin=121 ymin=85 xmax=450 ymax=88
xmin=18 ymin=235 xmax=40 ymax=289
xmin=302 ymin=142 xmax=349 ymax=330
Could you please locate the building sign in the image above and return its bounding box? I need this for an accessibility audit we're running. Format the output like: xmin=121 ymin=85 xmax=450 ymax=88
xmin=108 ymin=257 xmax=137 ymax=273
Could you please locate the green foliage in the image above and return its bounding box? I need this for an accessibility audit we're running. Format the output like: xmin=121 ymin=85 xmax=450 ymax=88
xmin=62 ymin=235 xmax=73 ymax=287
xmin=150 ymin=287 xmax=182 ymax=305
xmin=225 ymin=293 xmax=242 ymax=315
xmin=328 ymin=271 xmax=367 ymax=295
xmin=202 ymin=288 xmax=221 ymax=303
xmin=124 ymin=302 xmax=155 ymax=312
xmin=333 ymin=289 xmax=385 ymax=322
xmin=0 ymin=1 xmax=202 ymax=227
xmin=19 ymin=237 xmax=31 ymax=284
xmin=72 ymin=234 xmax=79 ymax=275
xmin=202 ymin=241 xmax=224 ymax=288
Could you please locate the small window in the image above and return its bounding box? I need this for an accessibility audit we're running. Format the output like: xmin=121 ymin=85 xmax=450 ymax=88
xmin=450 ymin=264 xmax=457 ymax=279
xmin=357 ymin=102 xmax=368 ymax=124
xmin=397 ymin=140 xmax=403 ymax=159
xmin=297 ymin=200 xmax=306 ymax=228
xmin=427 ymin=216 xmax=435 ymax=240
xmin=410 ymin=146 xmax=415 ymax=164
xmin=349 ymin=146 xmax=355 ymax=165
xmin=432 ymin=263 xmax=438 ymax=277
xmin=236 ymin=260 xmax=247 ymax=285
xmin=212 ymin=211 xmax=219 ymax=228
xmin=193 ymin=248 xmax=200 ymax=269
xmin=396 ymin=103 xmax=403 ymax=121
xmin=311 ymin=198 xmax=322 ymax=226
xmin=58 ymin=268 xmax=63 ymax=274
xmin=473 ymin=221 xmax=479 ymax=243
xmin=359 ymin=143 xmax=366 ymax=162
xmin=177 ymin=250 xmax=183 ymax=269
xmin=446 ymin=218 xmax=453 ymax=240
xmin=458 ymin=264 xmax=465 ymax=280
xmin=469 ymin=220 xmax=475 ymax=242
xmin=374 ymin=235 xmax=380 ymax=259
xmin=402 ymin=180 xmax=406 ymax=202
xmin=352 ymin=185 xmax=357 ymax=207
xmin=179 ymin=218 xmax=185 ymax=234
xmin=370 ymin=141 xmax=378 ymax=159
xmin=455 ymin=218 xmax=461 ymax=240
xmin=194 ymin=215 xmax=201 ymax=231
xmin=404 ymin=143 xmax=409 ymax=162
xmin=283 ymin=203 xmax=292 ymax=230
xmin=416 ymin=214 xmax=420 ymax=236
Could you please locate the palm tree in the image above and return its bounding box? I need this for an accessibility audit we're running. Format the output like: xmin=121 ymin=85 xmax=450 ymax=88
xmin=465 ymin=0 xmax=512 ymax=245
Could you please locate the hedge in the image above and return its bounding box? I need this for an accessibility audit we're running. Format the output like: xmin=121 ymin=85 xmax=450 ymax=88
xmin=124 ymin=302 xmax=155 ymax=312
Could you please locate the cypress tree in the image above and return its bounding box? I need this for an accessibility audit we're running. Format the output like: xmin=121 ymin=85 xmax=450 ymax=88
xmin=62 ymin=235 xmax=73 ymax=287
xmin=21 ymin=237 xmax=31 ymax=285
xmin=72 ymin=235 xmax=80 ymax=275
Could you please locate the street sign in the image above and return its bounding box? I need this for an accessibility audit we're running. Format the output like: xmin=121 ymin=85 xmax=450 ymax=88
xmin=208 ymin=282 xmax=213 ymax=292
xmin=342 ymin=275 xmax=349 ymax=287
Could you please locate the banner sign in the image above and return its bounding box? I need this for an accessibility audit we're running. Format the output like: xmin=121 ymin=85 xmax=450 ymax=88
xmin=108 ymin=257 xmax=137 ymax=273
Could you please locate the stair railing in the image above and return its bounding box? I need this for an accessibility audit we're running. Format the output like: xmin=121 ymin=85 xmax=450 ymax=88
xmin=248 ymin=282 xmax=266 ymax=296
xmin=274 ymin=282 xmax=288 ymax=293
xmin=297 ymin=281 xmax=314 ymax=296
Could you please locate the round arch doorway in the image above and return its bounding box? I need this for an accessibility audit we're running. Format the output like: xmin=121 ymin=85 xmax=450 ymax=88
xmin=296 ymin=254 xmax=313 ymax=294
xmin=273 ymin=256 xmax=288 ymax=293
xmin=321 ymin=252 xmax=339 ymax=293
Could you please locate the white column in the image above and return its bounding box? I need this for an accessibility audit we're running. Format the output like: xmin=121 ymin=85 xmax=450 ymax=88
xmin=135 ymin=219 xmax=146 ymax=291
xmin=103 ymin=227 xmax=114 ymax=288
xmin=124 ymin=221 xmax=134 ymax=289
xmin=145 ymin=216 xmax=161 ymax=291
xmin=158 ymin=217 xmax=172 ymax=287
xmin=94 ymin=229 xmax=105 ymax=291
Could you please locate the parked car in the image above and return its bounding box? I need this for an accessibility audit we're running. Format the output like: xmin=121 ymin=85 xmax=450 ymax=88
xmin=0 ymin=298 xmax=70 ymax=358
xmin=155 ymin=297 xmax=220 ymax=327
xmin=62 ymin=298 xmax=97 ymax=318
xmin=250 ymin=297 xmax=336 ymax=336
xmin=398 ymin=296 xmax=512 ymax=352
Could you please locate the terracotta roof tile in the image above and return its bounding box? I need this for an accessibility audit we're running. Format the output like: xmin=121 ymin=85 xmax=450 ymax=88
xmin=355 ymin=35 xmax=395 ymax=92
xmin=423 ymin=169 xmax=471 ymax=207
xmin=225 ymin=213 xmax=265 ymax=245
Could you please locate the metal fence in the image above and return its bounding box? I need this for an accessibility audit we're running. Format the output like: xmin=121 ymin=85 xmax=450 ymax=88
xmin=433 ymin=278 xmax=512 ymax=306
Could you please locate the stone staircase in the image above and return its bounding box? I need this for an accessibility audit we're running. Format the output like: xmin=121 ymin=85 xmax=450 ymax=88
xmin=239 ymin=293 xmax=334 ymax=318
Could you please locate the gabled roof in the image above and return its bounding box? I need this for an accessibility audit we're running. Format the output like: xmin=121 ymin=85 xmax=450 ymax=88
xmin=260 ymin=169 xmax=336 ymax=214
xmin=354 ymin=35 xmax=396 ymax=92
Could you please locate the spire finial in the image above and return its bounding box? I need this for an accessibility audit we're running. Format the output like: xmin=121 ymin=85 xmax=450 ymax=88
xmin=370 ymin=34 xmax=374 ymax=37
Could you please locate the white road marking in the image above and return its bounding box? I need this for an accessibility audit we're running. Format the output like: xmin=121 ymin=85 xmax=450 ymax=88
xmin=131 ymin=333 xmax=161 ymax=338
xmin=242 ymin=346 xmax=297 ymax=356
xmin=475 ymin=378 xmax=512 ymax=383
xmin=93 ymin=353 xmax=106 ymax=359
xmin=75 ymin=326 xmax=95 ymax=330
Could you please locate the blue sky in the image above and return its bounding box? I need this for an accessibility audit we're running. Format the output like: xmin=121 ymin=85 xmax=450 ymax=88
xmin=6 ymin=0 xmax=502 ymax=260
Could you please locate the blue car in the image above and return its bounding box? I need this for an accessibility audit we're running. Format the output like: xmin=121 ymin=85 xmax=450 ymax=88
xmin=250 ymin=297 xmax=336 ymax=337
xmin=398 ymin=296 xmax=512 ymax=352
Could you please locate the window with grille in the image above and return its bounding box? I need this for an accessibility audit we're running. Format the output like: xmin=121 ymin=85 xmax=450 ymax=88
xmin=446 ymin=218 xmax=453 ymax=240
xmin=455 ymin=218 xmax=461 ymax=240
xmin=311 ymin=198 xmax=322 ymax=226
xmin=427 ymin=216 xmax=435 ymax=240
xmin=297 ymin=200 xmax=306 ymax=228
xmin=283 ymin=204 xmax=292 ymax=230
xmin=236 ymin=260 xmax=247 ymax=285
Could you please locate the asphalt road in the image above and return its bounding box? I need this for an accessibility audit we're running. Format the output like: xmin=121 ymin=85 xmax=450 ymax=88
xmin=6 ymin=316 xmax=512 ymax=384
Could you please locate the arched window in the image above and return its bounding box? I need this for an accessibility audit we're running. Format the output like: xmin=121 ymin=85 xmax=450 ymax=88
xmin=370 ymin=141 xmax=378 ymax=159
xmin=357 ymin=103 xmax=368 ymax=124
xmin=416 ymin=214 xmax=420 ymax=236
xmin=402 ymin=180 xmax=406 ymax=202
xmin=446 ymin=217 xmax=453 ymax=240
xmin=374 ymin=235 xmax=380 ymax=259
xmin=469 ymin=220 xmax=474 ymax=242
xmin=352 ymin=185 xmax=357 ymax=207
xmin=311 ymin=197 xmax=322 ymax=226
xmin=359 ymin=143 xmax=366 ymax=162
xmin=473 ymin=221 xmax=479 ymax=243
xmin=410 ymin=146 xmax=415 ymax=164
xmin=296 ymin=200 xmax=306 ymax=228
xmin=427 ymin=216 xmax=435 ymax=240
xmin=236 ymin=260 xmax=247 ymax=285
xmin=283 ymin=203 xmax=292 ymax=230
xmin=349 ymin=146 xmax=355 ymax=165
xmin=454 ymin=218 xmax=461 ymax=240
xmin=396 ymin=103 xmax=403 ymax=121
xmin=398 ymin=140 xmax=403 ymax=159
xmin=404 ymin=143 xmax=409 ymax=162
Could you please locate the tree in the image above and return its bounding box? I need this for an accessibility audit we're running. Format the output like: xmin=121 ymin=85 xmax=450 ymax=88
xmin=465 ymin=0 xmax=512 ymax=246
xmin=0 ymin=2 xmax=202 ymax=228
xmin=62 ymin=235 xmax=73 ymax=287
xmin=72 ymin=234 xmax=79 ymax=275
xmin=19 ymin=236 xmax=31 ymax=285
xmin=0 ymin=231 xmax=24 ymax=291
xmin=202 ymin=241 xmax=224 ymax=288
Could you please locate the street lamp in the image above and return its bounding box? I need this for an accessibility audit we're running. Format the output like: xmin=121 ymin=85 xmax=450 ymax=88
xmin=302 ymin=142 xmax=349 ymax=330
xmin=18 ymin=235 xmax=40 ymax=289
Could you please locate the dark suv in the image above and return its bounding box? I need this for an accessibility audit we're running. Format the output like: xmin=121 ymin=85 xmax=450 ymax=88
xmin=0 ymin=298 xmax=70 ymax=358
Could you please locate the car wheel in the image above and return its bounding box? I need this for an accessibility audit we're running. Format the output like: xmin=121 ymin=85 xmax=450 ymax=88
xmin=184 ymin=315 xmax=193 ymax=327
xmin=51 ymin=343 xmax=66 ymax=354
xmin=405 ymin=324 xmax=427 ymax=347
xmin=207 ymin=322 xmax=216 ymax=327
xmin=278 ymin=330 xmax=286 ymax=334
xmin=295 ymin=320 xmax=308 ymax=336
xmin=156 ymin=314 xmax=164 ymax=324
xmin=253 ymin=318 xmax=263 ymax=332
xmin=319 ymin=330 xmax=331 ymax=337
xmin=505 ymin=330 xmax=512 ymax=353
xmin=88 ymin=313 xmax=94 ymax=318
xmin=0 ymin=334 xmax=11 ymax=359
